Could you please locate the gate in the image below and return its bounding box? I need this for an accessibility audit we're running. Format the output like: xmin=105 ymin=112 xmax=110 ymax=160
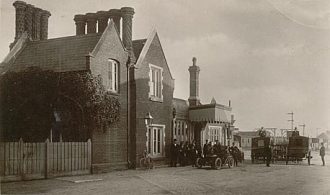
xmin=0 ymin=139 xmax=92 ymax=182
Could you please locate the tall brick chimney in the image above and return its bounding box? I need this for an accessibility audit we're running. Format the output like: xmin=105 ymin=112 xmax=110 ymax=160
xmin=25 ymin=4 xmax=34 ymax=39
xmin=74 ymin=14 xmax=86 ymax=35
xmin=188 ymin=57 xmax=201 ymax=106
xmin=11 ymin=1 xmax=51 ymax=49
xmin=13 ymin=1 xmax=27 ymax=40
xmin=40 ymin=10 xmax=51 ymax=40
xmin=32 ymin=8 xmax=42 ymax=40
xmin=120 ymin=7 xmax=134 ymax=51
xmin=97 ymin=11 xmax=109 ymax=33
xmin=109 ymin=9 xmax=121 ymax=35
xmin=86 ymin=13 xmax=97 ymax=34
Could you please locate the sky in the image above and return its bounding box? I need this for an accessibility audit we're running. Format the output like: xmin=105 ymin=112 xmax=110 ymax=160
xmin=1 ymin=0 xmax=329 ymax=136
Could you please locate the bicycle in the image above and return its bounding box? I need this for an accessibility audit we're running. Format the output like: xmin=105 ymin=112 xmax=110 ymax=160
xmin=139 ymin=150 xmax=154 ymax=170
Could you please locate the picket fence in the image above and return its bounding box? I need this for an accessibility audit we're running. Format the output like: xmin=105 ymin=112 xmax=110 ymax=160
xmin=0 ymin=139 xmax=92 ymax=182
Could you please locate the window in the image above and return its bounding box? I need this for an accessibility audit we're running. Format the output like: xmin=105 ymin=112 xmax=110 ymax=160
xmin=147 ymin=125 xmax=165 ymax=157
xmin=107 ymin=59 xmax=118 ymax=92
xmin=149 ymin=64 xmax=163 ymax=101
xmin=173 ymin=120 xmax=188 ymax=142
xmin=209 ymin=126 xmax=221 ymax=144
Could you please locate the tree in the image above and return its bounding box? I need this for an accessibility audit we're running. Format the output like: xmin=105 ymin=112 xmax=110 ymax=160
xmin=0 ymin=67 xmax=120 ymax=142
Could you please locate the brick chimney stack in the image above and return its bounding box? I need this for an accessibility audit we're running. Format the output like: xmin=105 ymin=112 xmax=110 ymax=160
xmin=11 ymin=1 xmax=51 ymax=49
xmin=13 ymin=1 xmax=27 ymax=40
xmin=86 ymin=13 xmax=97 ymax=34
xmin=40 ymin=10 xmax=51 ymax=40
xmin=32 ymin=8 xmax=42 ymax=40
xmin=25 ymin=4 xmax=34 ymax=38
xmin=97 ymin=11 xmax=109 ymax=33
xmin=120 ymin=7 xmax=134 ymax=51
xmin=109 ymin=9 xmax=121 ymax=35
xmin=188 ymin=57 xmax=201 ymax=106
xmin=74 ymin=14 xmax=86 ymax=35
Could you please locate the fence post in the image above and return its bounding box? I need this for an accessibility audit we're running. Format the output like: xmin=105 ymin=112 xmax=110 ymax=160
xmin=87 ymin=139 xmax=91 ymax=173
xmin=45 ymin=139 xmax=49 ymax=179
xmin=19 ymin=138 xmax=25 ymax=180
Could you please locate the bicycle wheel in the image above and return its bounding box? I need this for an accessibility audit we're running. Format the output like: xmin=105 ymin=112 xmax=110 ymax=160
xmin=140 ymin=158 xmax=146 ymax=169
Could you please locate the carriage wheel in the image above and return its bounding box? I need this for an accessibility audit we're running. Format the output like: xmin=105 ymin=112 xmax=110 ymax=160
xmin=195 ymin=158 xmax=203 ymax=168
xmin=227 ymin=157 xmax=234 ymax=168
xmin=214 ymin=158 xmax=222 ymax=170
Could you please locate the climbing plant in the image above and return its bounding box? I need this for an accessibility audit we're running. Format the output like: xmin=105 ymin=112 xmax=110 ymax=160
xmin=0 ymin=67 xmax=120 ymax=142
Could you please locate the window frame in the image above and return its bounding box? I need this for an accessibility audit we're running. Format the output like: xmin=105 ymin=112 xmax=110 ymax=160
xmin=107 ymin=59 xmax=119 ymax=93
xmin=148 ymin=64 xmax=163 ymax=102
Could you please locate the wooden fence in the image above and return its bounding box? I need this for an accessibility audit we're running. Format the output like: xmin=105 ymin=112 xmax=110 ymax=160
xmin=0 ymin=139 xmax=91 ymax=182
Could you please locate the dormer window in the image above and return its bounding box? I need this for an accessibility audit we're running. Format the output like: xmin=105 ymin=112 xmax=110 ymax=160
xmin=149 ymin=64 xmax=163 ymax=101
xmin=108 ymin=59 xmax=118 ymax=92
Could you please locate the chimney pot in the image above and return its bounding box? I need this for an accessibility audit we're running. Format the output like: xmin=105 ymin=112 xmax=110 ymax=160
xmin=32 ymin=7 xmax=42 ymax=40
xmin=13 ymin=1 xmax=27 ymax=40
xmin=40 ymin=10 xmax=51 ymax=40
xmin=188 ymin=57 xmax=201 ymax=106
xmin=74 ymin=14 xmax=86 ymax=35
xmin=25 ymin=4 xmax=34 ymax=39
xmin=96 ymin=11 xmax=109 ymax=33
xmin=120 ymin=7 xmax=135 ymax=61
xmin=109 ymin=9 xmax=121 ymax=34
xmin=85 ymin=13 xmax=97 ymax=34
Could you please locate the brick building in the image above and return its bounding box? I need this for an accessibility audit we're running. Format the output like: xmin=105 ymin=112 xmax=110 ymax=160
xmin=1 ymin=1 xmax=235 ymax=172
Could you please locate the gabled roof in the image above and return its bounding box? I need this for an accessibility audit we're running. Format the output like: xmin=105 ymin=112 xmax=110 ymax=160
xmin=2 ymin=20 xmax=126 ymax=74
xmin=132 ymin=39 xmax=147 ymax=60
xmin=134 ymin=29 xmax=174 ymax=80
xmin=6 ymin=33 xmax=101 ymax=73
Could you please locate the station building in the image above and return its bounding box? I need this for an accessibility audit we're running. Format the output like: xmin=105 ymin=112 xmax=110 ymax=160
xmin=1 ymin=1 xmax=235 ymax=172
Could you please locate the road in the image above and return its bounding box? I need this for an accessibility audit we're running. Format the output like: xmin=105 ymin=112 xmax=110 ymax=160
xmin=1 ymin=152 xmax=329 ymax=195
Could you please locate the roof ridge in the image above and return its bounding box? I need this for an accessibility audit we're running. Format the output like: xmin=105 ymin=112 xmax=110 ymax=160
xmin=27 ymin=33 xmax=102 ymax=44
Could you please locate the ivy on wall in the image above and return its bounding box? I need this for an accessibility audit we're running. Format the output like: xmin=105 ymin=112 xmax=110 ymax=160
xmin=0 ymin=67 xmax=120 ymax=142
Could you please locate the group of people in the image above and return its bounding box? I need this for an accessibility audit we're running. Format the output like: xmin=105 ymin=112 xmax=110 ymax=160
xmin=203 ymin=140 xmax=243 ymax=166
xmin=170 ymin=139 xmax=200 ymax=167
xmin=170 ymin=139 xmax=243 ymax=167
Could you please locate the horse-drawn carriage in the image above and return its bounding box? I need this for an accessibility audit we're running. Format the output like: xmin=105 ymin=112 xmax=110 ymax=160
xmin=251 ymin=137 xmax=271 ymax=163
xmin=251 ymin=129 xmax=312 ymax=165
xmin=286 ymin=135 xmax=312 ymax=165
xmin=195 ymin=147 xmax=235 ymax=169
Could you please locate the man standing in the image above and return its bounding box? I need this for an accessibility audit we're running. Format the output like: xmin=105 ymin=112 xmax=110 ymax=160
xmin=203 ymin=140 xmax=209 ymax=157
xmin=320 ymin=142 xmax=326 ymax=166
xmin=170 ymin=139 xmax=178 ymax=167
xmin=265 ymin=145 xmax=272 ymax=167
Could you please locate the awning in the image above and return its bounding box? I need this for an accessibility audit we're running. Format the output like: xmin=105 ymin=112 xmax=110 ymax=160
xmin=188 ymin=103 xmax=232 ymax=123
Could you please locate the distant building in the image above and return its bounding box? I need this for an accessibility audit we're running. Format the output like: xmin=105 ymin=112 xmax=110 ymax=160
xmin=236 ymin=131 xmax=259 ymax=149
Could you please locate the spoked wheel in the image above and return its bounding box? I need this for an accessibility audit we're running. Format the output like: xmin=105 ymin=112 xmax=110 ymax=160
xmin=140 ymin=158 xmax=146 ymax=169
xmin=195 ymin=158 xmax=203 ymax=168
xmin=227 ymin=157 xmax=234 ymax=168
xmin=214 ymin=158 xmax=222 ymax=170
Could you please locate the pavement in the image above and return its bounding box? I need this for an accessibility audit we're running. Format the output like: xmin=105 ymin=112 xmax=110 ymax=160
xmin=1 ymin=152 xmax=329 ymax=195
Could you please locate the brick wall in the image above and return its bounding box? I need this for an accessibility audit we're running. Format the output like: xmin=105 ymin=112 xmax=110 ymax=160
xmin=134 ymin=33 xmax=174 ymax=164
xmin=89 ymin=24 xmax=129 ymax=172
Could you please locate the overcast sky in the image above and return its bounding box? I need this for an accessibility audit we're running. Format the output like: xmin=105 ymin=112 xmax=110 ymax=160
xmin=1 ymin=0 xmax=329 ymax=136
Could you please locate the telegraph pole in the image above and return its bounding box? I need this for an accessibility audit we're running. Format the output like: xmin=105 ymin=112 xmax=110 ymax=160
xmin=299 ymin=124 xmax=306 ymax=136
xmin=287 ymin=112 xmax=294 ymax=131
